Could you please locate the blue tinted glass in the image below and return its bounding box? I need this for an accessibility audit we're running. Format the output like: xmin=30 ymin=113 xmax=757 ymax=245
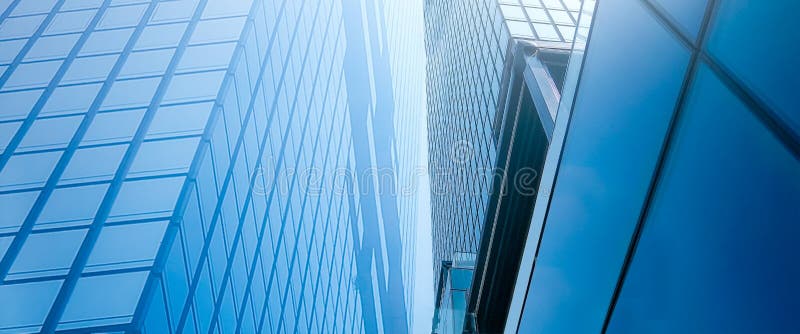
xmin=0 ymin=280 xmax=61 ymax=332
xmin=607 ymin=64 xmax=800 ymax=334
xmin=59 ymin=271 xmax=148 ymax=329
xmin=707 ymin=1 xmax=800 ymax=135
xmin=8 ymin=229 xmax=85 ymax=280
xmin=651 ymin=0 xmax=706 ymax=40
xmin=519 ymin=1 xmax=690 ymax=332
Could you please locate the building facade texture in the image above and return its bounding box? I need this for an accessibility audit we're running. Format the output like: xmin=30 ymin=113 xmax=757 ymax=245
xmin=508 ymin=0 xmax=800 ymax=333
xmin=0 ymin=0 xmax=414 ymax=332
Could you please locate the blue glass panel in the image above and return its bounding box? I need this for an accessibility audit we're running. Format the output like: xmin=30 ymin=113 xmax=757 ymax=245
xmin=62 ymin=54 xmax=118 ymax=84
xmin=101 ymin=77 xmax=160 ymax=110
xmin=79 ymin=28 xmax=134 ymax=56
xmin=129 ymin=136 xmax=201 ymax=177
xmin=147 ymin=101 xmax=213 ymax=139
xmin=0 ymin=89 xmax=43 ymax=121
xmin=82 ymin=109 xmax=145 ymax=145
xmin=60 ymin=144 xmax=126 ymax=184
xmin=37 ymin=183 xmax=109 ymax=228
xmin=97 ymin=4 xmax=147 ymax=29
xmin=108 ymin=176 xmax=185 ymax=221
xmin=7 ymin=229 xmax=85 ymax=280
xmin=163 ymin=70 xmax=226 ymax=104
xmin=86 ymin=220 xmax=167 ymax=271
xmin=45 ymin=9 xmax=95 ymax=35
xmin=4 ymin=59 xmax=63 ymax=89
xmin=41 ymin=83 xmax=102 ymax=116
xmin=707 ymin=0 xmax=800 ymax=135
xmin=0 ymin=121 xmax=21 ymax=154
xmin=189 ymin=16 xmax=247 ymax=44
xmin=25 ymin=34 xmax=80 ymax=61
xmin=134 ymin=22 xmax=188 ymax=50
xmin=0 ymin=151 xmax=61 ymax=190
xmin=59 ymin=271 xmax=149 ymax=330
xmin=607 ymin=64 xmax=800 ymax=334
xmin=651 ymin=0 xmax=706 ymax=40
xmin=0 ymin=15 xmax=46 ymax=39
xmin=178 ymin=42 xmax=237 ymax=72
xmin=0 ymin=280 xmax=61 ymax=332
xmin=119 ymin=48 xmax=174 ymax=79
xmin=0 ymin=39 xmax=26 ymax=64
xmin=519 ymin=1 xmax=690 ymax=333
xmin=62 ymin=0 xmax=103 ymax=11
xmin=11 ymin=0 xmax=57 ymax=16
xmin=0 ymin=191 xmax=38 ymax=233
xmin=150 ymin=0 xmax=198 ymax=24
xmin=18 ymin=114 xmax=82 ymax=152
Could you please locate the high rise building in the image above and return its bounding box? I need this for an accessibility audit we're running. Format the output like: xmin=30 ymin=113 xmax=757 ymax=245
xmin=426 ymin=0 xmax=800 ymax=333
xmin=0 ymin=0 xmax=416 ymax=332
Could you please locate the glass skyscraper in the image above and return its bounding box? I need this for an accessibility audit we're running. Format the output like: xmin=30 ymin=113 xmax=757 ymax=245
xmin=426 ymin=0 xmax=800 ymax=333
xmin=0 ymin=0 xmax=418 ymax=332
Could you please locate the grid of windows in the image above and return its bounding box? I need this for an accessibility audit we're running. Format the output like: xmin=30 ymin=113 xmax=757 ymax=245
xmin=424 ymin=0 xmax=577 ymax=291
xmin=0 ymin=0 xmax=373 ymax=332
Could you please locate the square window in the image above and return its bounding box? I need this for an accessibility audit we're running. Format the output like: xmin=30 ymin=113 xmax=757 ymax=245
xmin=82 ymin=109 xmax=145 ymax=145
xmin=0 ymin=151 xmax=61 ymax=191
xmin=59 ymin=271 xmax=148 ymax=329
xmin=147 ymin=101 xmax=213 ymax=139
xmin=0 ymin=39 xmax=27 ymax=64
xmin=129 ymin=136 xmax=200 ymax=177
xmin=134 ymin=22 xmax=187 ymax=50
xmin=0 ymin=15 xmax=46 ymax=39
xmin=41 ymin=83 xmax=102 ymax=117
xmin=0 ymin=191 xmax=39 ymax=233
xmin=119 ymin=48 xmax=174 ymax=79
xmin=163 ymin=70 xmax=226 ymax=104
xmin=190 ymin=16 xmax=247 ymax=44
xmin=7 ymin=229 xmax=85 ymax=280
xmin=60 ymin=144 xmax=127 ymax=185
xmin=178 ymin=42 xmax=236 ymax=73
xmin=63 ymin=54 xmax=118 ymax=84
xmin=101 ymin=76 xmax=160 ymax=110
xmin=150 ymin=0 xmax=197 ymax=24
xmin=108 ymin=176 xmax=185 ymax=222
xmin=0 ymin=89 xmax=44 ymax=121
xmin=18 ymin=114 xmax=82 ymax=152
xmin=97 ymin=4 xmax=147 ymax=29
xmin=533 ymin=22 xmax=560 ymax=41
xmin=45 ymin=9 xmax=96 ymax=35
xmin=24 ymin=33 xmax=81 ymax=62
xmin=0 ymin=279 xmax=61 ymax=332
xmin=11 ymin=0 xmax=58 ymax=16
xmin=79 ymin=28 xmax=134 ymax=56
xmin=86 ymin=221 xmax=168 ymax=272
xmin=63 ymin=0 xmax=104 ymax=11
xmin=4 ymin=59 xmax=63 ymax=90
xmin=37 ymin=183 xmax=109 ymax=229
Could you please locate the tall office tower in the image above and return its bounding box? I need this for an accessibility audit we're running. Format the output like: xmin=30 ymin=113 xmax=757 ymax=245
xmin=0 ymin=0 xmax=411 ymax=333
xmin=506 ymin=0 xmax=800 ymax=333
xmin=424 ymin=0 xmax=579 ymax=332
xmin=428 ymin=0 xmax=800 ymax=333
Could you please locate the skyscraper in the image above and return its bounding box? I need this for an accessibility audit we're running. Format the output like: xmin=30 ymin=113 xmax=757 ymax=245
xmin=424 ymin=0 xmax=578 ymax=332
xmin=0 ymin=0 xmax=416 ymax=332
xmin=426 ymin=0 xmax=800 ymax=333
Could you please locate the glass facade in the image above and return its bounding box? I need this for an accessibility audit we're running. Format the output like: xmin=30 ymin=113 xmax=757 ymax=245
xmin=508 ymin=0 xmax=800 ymax=333
xmin=0 ymin=0 xmax=417 ymax=333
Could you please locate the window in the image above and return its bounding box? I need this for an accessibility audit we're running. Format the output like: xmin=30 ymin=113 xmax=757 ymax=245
xmin=0 ymin=89 xmax=43 ymax=121
xmin=163 ymin=70 xmax=226 ymax=104
xmin=59 ymin=271 xmax=149 ymax=329
xmin=97 ymin=4 xmax=147 ymax=29
xmin=11 ymin=0 xmax=58 ymax=16
xmin=189 ymin=16 xmax=247 ymax=44
xmin=25 ymin=34 xmax=80 ymax=62
xmin=118 ymin=48 xmax=174 ymax=79
xmin=101 ymin=76 xmax=160 ymax=110
xmin=178 ymin=42 xmax=236 ymax=73
xmin=82 ymin=109 xmax=145 ymax=145
xmin=134 ymin=22 xmax=188 ymax=51
xmin=0 ymin=280 xmax=61 ymax=332
xmin=62 ymin=54 xmax=118 ymax=84
xmin=0 ymin=191 xmax=39 ymax=233
xmin=0 ymin=39 xmax=26 ymax=64
xmin=108 ymin=176 xmax=185 ymax=222
xmin=41 ymin=83 xmax=102 ymax=117
xmin=79 ymin=28 xmax=134 ymax=56
xmin=129 ymin=137 xmax=201 ymax=177
xmin=0 ymin=15 xmax=46 ymax=39
xmin=45 ymin=9 xmax=96 ymax=35
xmin=150 ymin=0 xmax=197 ymax=24
xmin=4 ymin=59 xmax=63 ymax=90
xmin=37 ymin=183 xmax=109 ymax=229
xmin=7 ymin=229 xmax=85 ymax=280
xmin=18 ymin=114 xmax=82 ymax=152
xmin=147 ymin=101 xmax=213 ymax=139
xmin=60 ymin=144 xmax=127 ymax=185
xmin=85 ymin=220 xmax=168 ymax=272
xmin=0 ymin=151 xmax=61 ymax=191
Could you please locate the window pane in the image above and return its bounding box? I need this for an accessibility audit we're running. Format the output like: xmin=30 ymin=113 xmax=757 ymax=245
xmin=37 ymin=183 xmax=109 ymax=229
xmin=651 ymin=0 xmax=707 ymax=39
xmin=519 ymin=1 xmax=690 ymax=332
xmin=707 ymin=1 xmax=800 ymax=135
xmin=607 ymin=64 xmax=800 ymax=333
xmin=8 ymin=229 xmax=85 ymax=280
